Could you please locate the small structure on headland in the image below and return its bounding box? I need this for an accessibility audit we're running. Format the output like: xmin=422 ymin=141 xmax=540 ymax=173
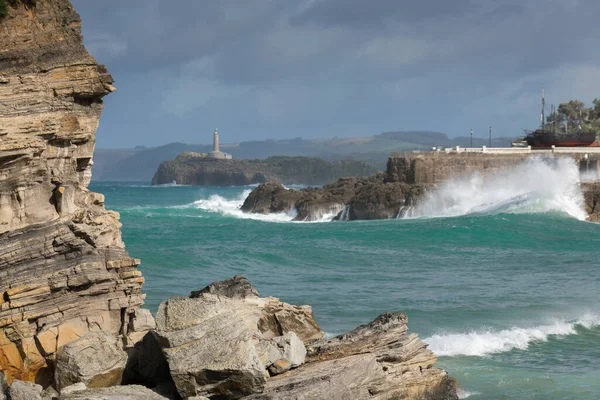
xmin=208 ymin=129 xmax=232 ymax=159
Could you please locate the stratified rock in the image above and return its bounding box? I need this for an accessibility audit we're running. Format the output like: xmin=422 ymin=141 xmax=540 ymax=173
xmin=190 ymin=274 xmax=259 ymax=299
xmin=54 ymin=332 xmax=127 ymax=390
xmin=155 ymin=296 xmax=267 ymax=399
xmin=57 ymin=385 xmax=168 ymax=400
xmin=0 ymin=0 xmax=147 ymax=385
xmin=7 ymin=380 xmax=43 ymax=400
xmin=126 ymin=308 xmax=157 ymax=346
xmin=153 ymin=276 xmax=323 ymax=399
xmin=245 ymin=313 xmax=458 ymax=400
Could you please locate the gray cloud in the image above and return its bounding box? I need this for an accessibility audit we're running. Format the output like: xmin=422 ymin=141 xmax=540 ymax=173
xmin=71 ymin=0 xmax=600 ymax=148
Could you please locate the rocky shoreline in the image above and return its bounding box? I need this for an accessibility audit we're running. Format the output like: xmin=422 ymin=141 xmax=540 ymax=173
xmin=0 ymin=1 xmax=458 ymax=399
xmin=242 ymin=154 xmax=600 ymax=222
xmin=152 ymin=154 xmax=377 ymax=186
xmin=0 ymin=276 xmax=459 ymax=400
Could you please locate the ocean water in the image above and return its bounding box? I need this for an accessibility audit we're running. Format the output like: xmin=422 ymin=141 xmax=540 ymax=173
xmin=90 ymin=158 xmax=600 ymax=400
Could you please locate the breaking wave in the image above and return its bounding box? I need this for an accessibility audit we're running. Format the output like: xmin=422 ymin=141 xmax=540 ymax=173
xmin=405 ymin=157 xmax=587 ymax=220
xmin=192 ymin=190 xmax=336 ymax=223
xmin=424 ymin=313 xmax=600 ymax=357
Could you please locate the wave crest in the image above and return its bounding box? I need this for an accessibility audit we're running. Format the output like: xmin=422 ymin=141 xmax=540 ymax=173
xmin=424 ymin=313 xmax=600 ymax=357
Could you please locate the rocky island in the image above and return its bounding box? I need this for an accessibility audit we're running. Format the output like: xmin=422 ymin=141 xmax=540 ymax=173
xmin=0 ymin=0 xmax=458 ymax=399
xmin=152 ymin=153 xmax=378 ymax=186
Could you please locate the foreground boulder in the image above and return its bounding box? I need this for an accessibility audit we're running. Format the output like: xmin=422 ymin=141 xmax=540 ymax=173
xmin=54 ymin=331 xmax=128 ymax=390
xmin=136 ymin=276 xmax=321 ymax=399
xmin=57 ymin=385 xmax=169 ymax=399
xmin=248 ymin=313 xmax=458 ymax=400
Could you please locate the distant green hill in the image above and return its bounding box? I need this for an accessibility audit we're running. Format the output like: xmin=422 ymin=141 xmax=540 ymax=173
xmin=92 ymin=131 xmax=514 ymax=181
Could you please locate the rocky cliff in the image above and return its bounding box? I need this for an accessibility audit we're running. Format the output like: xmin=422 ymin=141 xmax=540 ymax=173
xmin=0 ymin=0 xmax=148 ymax=385
xmin=152 ymin=154 xmax=378 ymax=186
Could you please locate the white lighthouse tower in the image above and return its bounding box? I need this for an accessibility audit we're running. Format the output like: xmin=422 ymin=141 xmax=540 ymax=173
xmin=213 ymin=128 xmax=220 ymax=152
xmin=208 ymin=128 xmax=232 ymax=159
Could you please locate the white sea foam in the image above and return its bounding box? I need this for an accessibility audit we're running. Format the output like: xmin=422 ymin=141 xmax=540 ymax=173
xmin=405 ymin=157 xmax=587 ymax=220
xmin=191 ymin=189 xmax=341 ymax=223
xmin=424 ymin=314 xmax=600 ymax=357
xmin=193 ymin=190 xmax=297 ymax=222
xmin=457 ymin=389 xmax=481 ymax=399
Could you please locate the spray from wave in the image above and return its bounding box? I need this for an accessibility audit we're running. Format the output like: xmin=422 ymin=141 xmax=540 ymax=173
xmin=405 ymin=157 xmax=587 ymax=220
xmin=424 ymin=313 xmax=600 ymax=357
xmin=192 ymin=190 xmax=336 ymax=223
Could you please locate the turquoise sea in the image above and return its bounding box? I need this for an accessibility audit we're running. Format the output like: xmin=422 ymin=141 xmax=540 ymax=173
xmin=91 ymin=167 xmax=600 ymax=399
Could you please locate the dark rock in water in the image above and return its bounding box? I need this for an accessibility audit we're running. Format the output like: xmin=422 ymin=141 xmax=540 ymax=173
xmin=240 ymin=182 xmax=303 ymax=214
xmin=190 ymin=274 xmax=260 ymax=299
xmin=344 ymin=182 xmax=426 ymax=220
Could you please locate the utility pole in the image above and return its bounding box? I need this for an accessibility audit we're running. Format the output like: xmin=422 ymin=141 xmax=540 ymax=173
xmin=470 ymin=128 xmax=473 ymax=148
xmin=489 ymin=126 xmax=492 ymax=147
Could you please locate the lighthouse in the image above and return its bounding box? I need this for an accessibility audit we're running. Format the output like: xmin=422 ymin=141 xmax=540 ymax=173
xmin=213 ymin=128 xmax=220 ymax=153
xmin=208 ymin=128 xmax=232 ymax=159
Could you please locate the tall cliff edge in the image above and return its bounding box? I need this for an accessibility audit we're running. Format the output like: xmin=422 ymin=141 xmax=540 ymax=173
xmin=0 ymin=0 xmax=147 ymax=385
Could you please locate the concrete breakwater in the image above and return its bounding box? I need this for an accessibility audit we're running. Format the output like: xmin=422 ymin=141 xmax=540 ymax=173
xmin=243 ymin=149 xmax=600 ymax=221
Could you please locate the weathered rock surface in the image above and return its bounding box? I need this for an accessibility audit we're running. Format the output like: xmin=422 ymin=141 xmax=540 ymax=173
xmin=242 ymin=174 xmax=424 ymax=221
xmin=0 ymin=0 xmax=150 ymax=385
xmin=152 ymin=155 xmax=378 ymax=186
xmin=146 ymin=276 xmax=322 ymax=399
xmin=239 ymin=183 xmax=304 ymax=215
xmin=7 ymin=379 xmax=43 ymax=400
xmin=54 ymin=332 xmax=128 ymax=390
xmin=247 ymin=312 xmax=458 ymax=400
xmin=57 ymin=385 xmax=168 ymax=400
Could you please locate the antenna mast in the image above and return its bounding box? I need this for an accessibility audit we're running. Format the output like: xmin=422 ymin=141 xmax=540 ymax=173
xmin=541 ymin=88 xmax=545 ymax=129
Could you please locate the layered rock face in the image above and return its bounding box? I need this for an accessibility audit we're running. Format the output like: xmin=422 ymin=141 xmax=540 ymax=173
xmin=124 ymin=276 xmax=457 ymax=400
xmin=0 ymin=0 xmax=147 ymax=385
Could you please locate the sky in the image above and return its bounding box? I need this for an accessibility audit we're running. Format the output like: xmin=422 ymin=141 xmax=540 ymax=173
xmin=71 ymin=0 xmax=600 ymax=149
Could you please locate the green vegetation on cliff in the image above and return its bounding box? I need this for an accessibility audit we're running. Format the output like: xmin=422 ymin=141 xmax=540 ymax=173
xmin=0 ymin=0 xmax=37 ymax=19
xmin=152 ymin=155 xmax=379 ymax=186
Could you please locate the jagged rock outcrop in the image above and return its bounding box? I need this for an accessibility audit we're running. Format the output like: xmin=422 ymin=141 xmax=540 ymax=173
xmin=241 ymin=174 xmax=425 ymax=221
xmin=134 ymin=276 xmax=457 ymax=400
xmin=147 ymin=276 xmax=322 ymax=399
xmin=152 ymin=155 xmax=378 ymax=186
xmin=0 ymin=0 xmax=149 ymax=386
xmin=57 ymin=385 xmax=169 ymax=400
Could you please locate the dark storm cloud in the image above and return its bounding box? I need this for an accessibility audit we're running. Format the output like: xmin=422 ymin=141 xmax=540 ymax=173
xmin=70 ymin=0 xmax=600 ymax=148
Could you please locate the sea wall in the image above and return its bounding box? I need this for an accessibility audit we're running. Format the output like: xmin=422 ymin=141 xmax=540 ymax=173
xmin=0 ymin=0 xmax=147 ymax=384
xmin=386 ymin=150 xmax=600 ymax=185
